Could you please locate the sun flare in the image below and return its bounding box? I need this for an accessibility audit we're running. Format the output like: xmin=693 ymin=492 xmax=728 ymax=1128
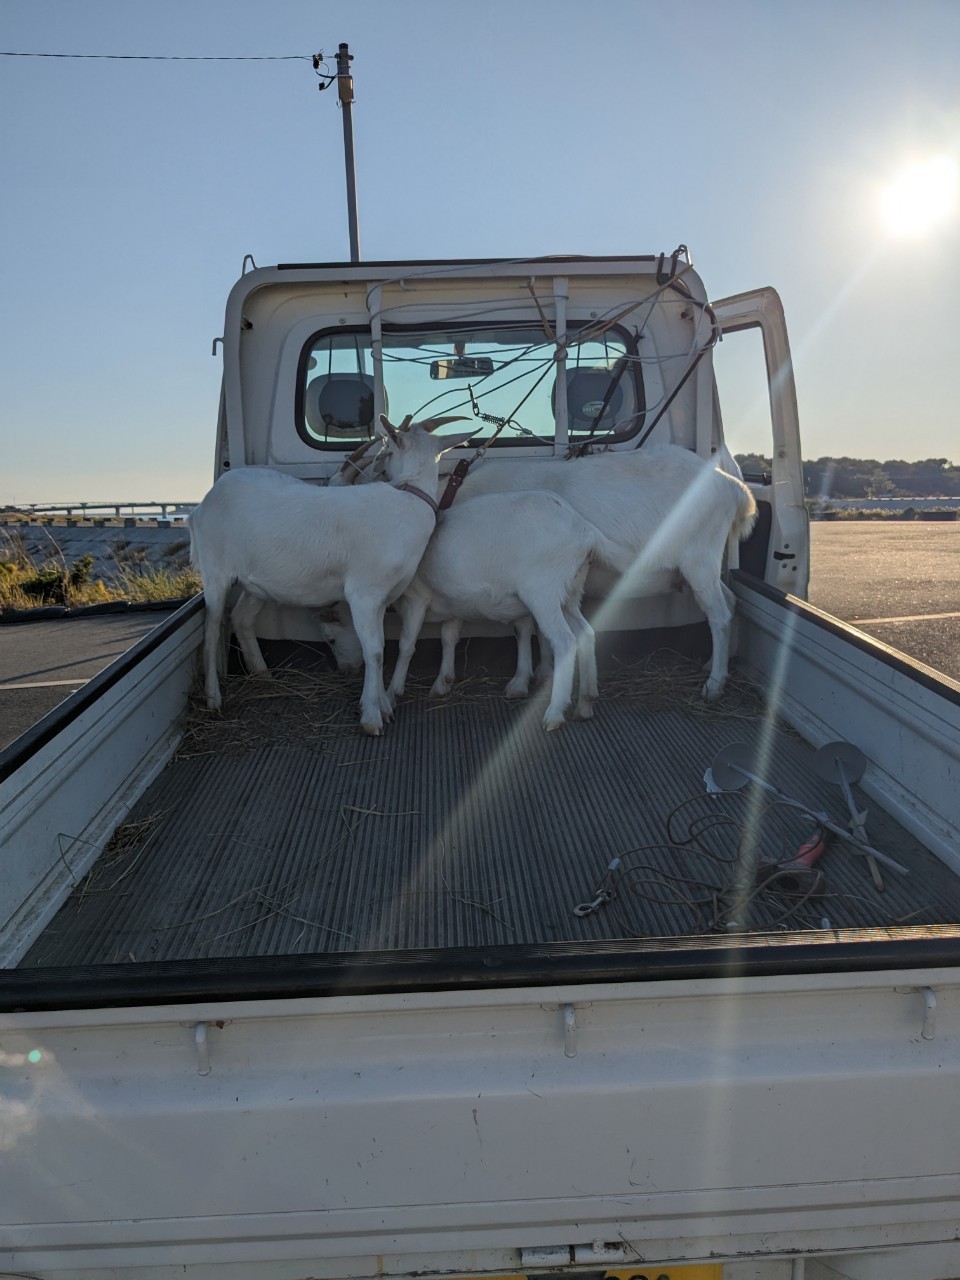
xmin=880 ymin=156 xmax=959 ymax=238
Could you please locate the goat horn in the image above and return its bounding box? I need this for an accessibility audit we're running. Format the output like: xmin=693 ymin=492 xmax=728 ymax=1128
xmin=341 ymin=438 xmax=376 ymax=467
xmin=378 ymin=412 xmax=401 ymax=444
xmin=399 ymin=414 xmax=414 ymax=431
xmin=337 ymin=438 xmax=377 ymax=484
xmin=420 ymin=416 xmax=470 ymax=432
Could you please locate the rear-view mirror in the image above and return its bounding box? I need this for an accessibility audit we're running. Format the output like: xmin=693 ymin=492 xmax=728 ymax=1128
xmin=429 ymin=357 xmax=496 ymax=380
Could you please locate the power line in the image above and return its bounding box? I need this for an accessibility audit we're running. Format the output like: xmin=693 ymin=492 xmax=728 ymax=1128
xmin=0 ymin=50 xmax=312 ymax=61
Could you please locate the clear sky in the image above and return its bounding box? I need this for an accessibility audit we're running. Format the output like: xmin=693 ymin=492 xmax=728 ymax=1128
xmin=2 ymin=0 xmax=958 ymax=504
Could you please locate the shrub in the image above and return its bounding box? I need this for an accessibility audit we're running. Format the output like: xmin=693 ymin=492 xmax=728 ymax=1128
xmin=161 ymin=539 xmax=191 ymax=560
xmin=0 ymin=547 xmax=200 ymax=609
xmin=15 ymin=554 xmax=95 ymax=605
xmin=113 ymin=563 xmax=202 ymax=601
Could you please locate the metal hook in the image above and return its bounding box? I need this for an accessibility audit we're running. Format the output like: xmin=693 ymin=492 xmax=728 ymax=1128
xmin=573 ymin=857 xmax=622 ymax=916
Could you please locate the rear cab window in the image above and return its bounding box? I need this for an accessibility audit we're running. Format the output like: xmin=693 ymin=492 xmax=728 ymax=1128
xmin=296 ymin=322 xmax=644 ymax=449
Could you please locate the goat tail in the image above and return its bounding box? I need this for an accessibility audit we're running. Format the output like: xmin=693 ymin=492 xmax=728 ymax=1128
xmin=186 ymin=512 xmax=203 ymax=574
xmin=589 ymin=526 xmax=637 ymax=577
xmin=730 ymin=478 xmax=759 ymax=543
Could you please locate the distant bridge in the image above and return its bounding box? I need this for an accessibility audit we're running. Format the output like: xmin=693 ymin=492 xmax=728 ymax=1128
xmin=17 ymin=501 xmax=198 ymax=521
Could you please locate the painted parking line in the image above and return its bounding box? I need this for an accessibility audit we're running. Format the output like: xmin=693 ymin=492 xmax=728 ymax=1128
xmin=853 ymin=610 xmax=960 ymax=626
xmin=0 ymin=679 xmax=90 ymax=690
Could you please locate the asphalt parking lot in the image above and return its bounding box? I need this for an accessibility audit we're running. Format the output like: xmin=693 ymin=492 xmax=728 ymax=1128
xmin=807 ymin=521 xmax=960 ymax=683
xmin=1 ymin=522 xmax=957 ymax=754
xmin=0 ymin=610 xmax=179 ymax=751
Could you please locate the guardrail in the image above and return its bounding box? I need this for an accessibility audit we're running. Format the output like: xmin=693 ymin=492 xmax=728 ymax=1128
xmin=813 ymin=497 xmax=960 ymax=513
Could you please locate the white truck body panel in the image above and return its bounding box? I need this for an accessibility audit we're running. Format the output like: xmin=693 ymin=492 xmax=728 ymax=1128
xmin=4 ymin=971 xmax=960 ymax=1279
xmin=0 ymin=603 xmax=203 ymax=965
xmin=733 ymin=577 xmax=960 ymax=869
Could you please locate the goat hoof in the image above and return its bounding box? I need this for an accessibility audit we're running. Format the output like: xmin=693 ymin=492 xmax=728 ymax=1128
xmin=360 ymin=721 xmax=383 ymax=737
xmin=701 ymin=679 xmax=724 ymax=703
xmin=573 ymin=701 xmax=595 ymax=721
xmin=428 ymin=684 xmax=448 ymax=699
xmin=503 ymin=682 xmax=530 ymax=699
xmin=543 ymin=717 xmax=564 ymax=732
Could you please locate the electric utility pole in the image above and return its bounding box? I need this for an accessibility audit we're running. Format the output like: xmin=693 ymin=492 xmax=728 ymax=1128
xmin=315 ymin=43 xmax=361 ymax=261
xmin=336 ymin=43 xmax=360 ymax=262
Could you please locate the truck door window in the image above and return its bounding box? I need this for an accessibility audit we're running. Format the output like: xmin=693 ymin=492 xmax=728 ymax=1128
xmin=711 ymin=324 xmax=774 ymax=481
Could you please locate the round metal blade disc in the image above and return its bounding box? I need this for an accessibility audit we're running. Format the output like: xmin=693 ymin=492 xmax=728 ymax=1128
xmin=709 ymin=742 xmax=756 ymax=792
xmin=812 ymin=740 xmax=867 ymax=784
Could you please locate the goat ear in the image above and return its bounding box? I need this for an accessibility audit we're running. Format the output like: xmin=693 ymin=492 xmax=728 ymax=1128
xmin=377 ymin=413 xmax=400 ymax=445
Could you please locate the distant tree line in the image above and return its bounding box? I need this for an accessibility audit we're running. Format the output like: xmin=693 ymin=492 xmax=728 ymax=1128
xmin=735 ymin=455 xmax=960 ymax=498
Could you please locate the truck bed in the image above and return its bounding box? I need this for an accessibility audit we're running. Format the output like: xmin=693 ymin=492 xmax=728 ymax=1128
xmin=21 ymin=641 xmax=960 ymax=969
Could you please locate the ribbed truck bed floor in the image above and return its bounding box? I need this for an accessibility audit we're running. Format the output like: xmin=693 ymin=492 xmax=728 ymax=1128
xmin=21 ymin=657 xmax=960 ymax=967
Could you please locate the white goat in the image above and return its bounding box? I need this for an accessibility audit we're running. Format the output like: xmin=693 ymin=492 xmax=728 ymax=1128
xmin=387 ymin=490 xmax=635 ymax=731
xmin=188 ymin=416 xmax=472 ymax=734
xmin=228 ymin=597 xmax=365 ymax=673
xmin=457 ymin=444 xmax=757 ymax=701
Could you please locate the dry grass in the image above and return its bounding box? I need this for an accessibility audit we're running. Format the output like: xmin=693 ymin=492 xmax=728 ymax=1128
xmin=177 ymin=666 xmax=365 ymax=757
xmin=112 ymin=563 xmax=201 ymax=602
xmin=176 ymin=649 xmax=766 ymax=760
xmin=601 ymin=649 xmax=767 ymax=720
xmin=76 ymin=810 xmax=168 ymax=898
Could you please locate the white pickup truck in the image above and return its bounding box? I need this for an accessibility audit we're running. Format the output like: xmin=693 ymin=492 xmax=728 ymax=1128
xmin=3 ymin=252 xmax=960 ymax=1280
